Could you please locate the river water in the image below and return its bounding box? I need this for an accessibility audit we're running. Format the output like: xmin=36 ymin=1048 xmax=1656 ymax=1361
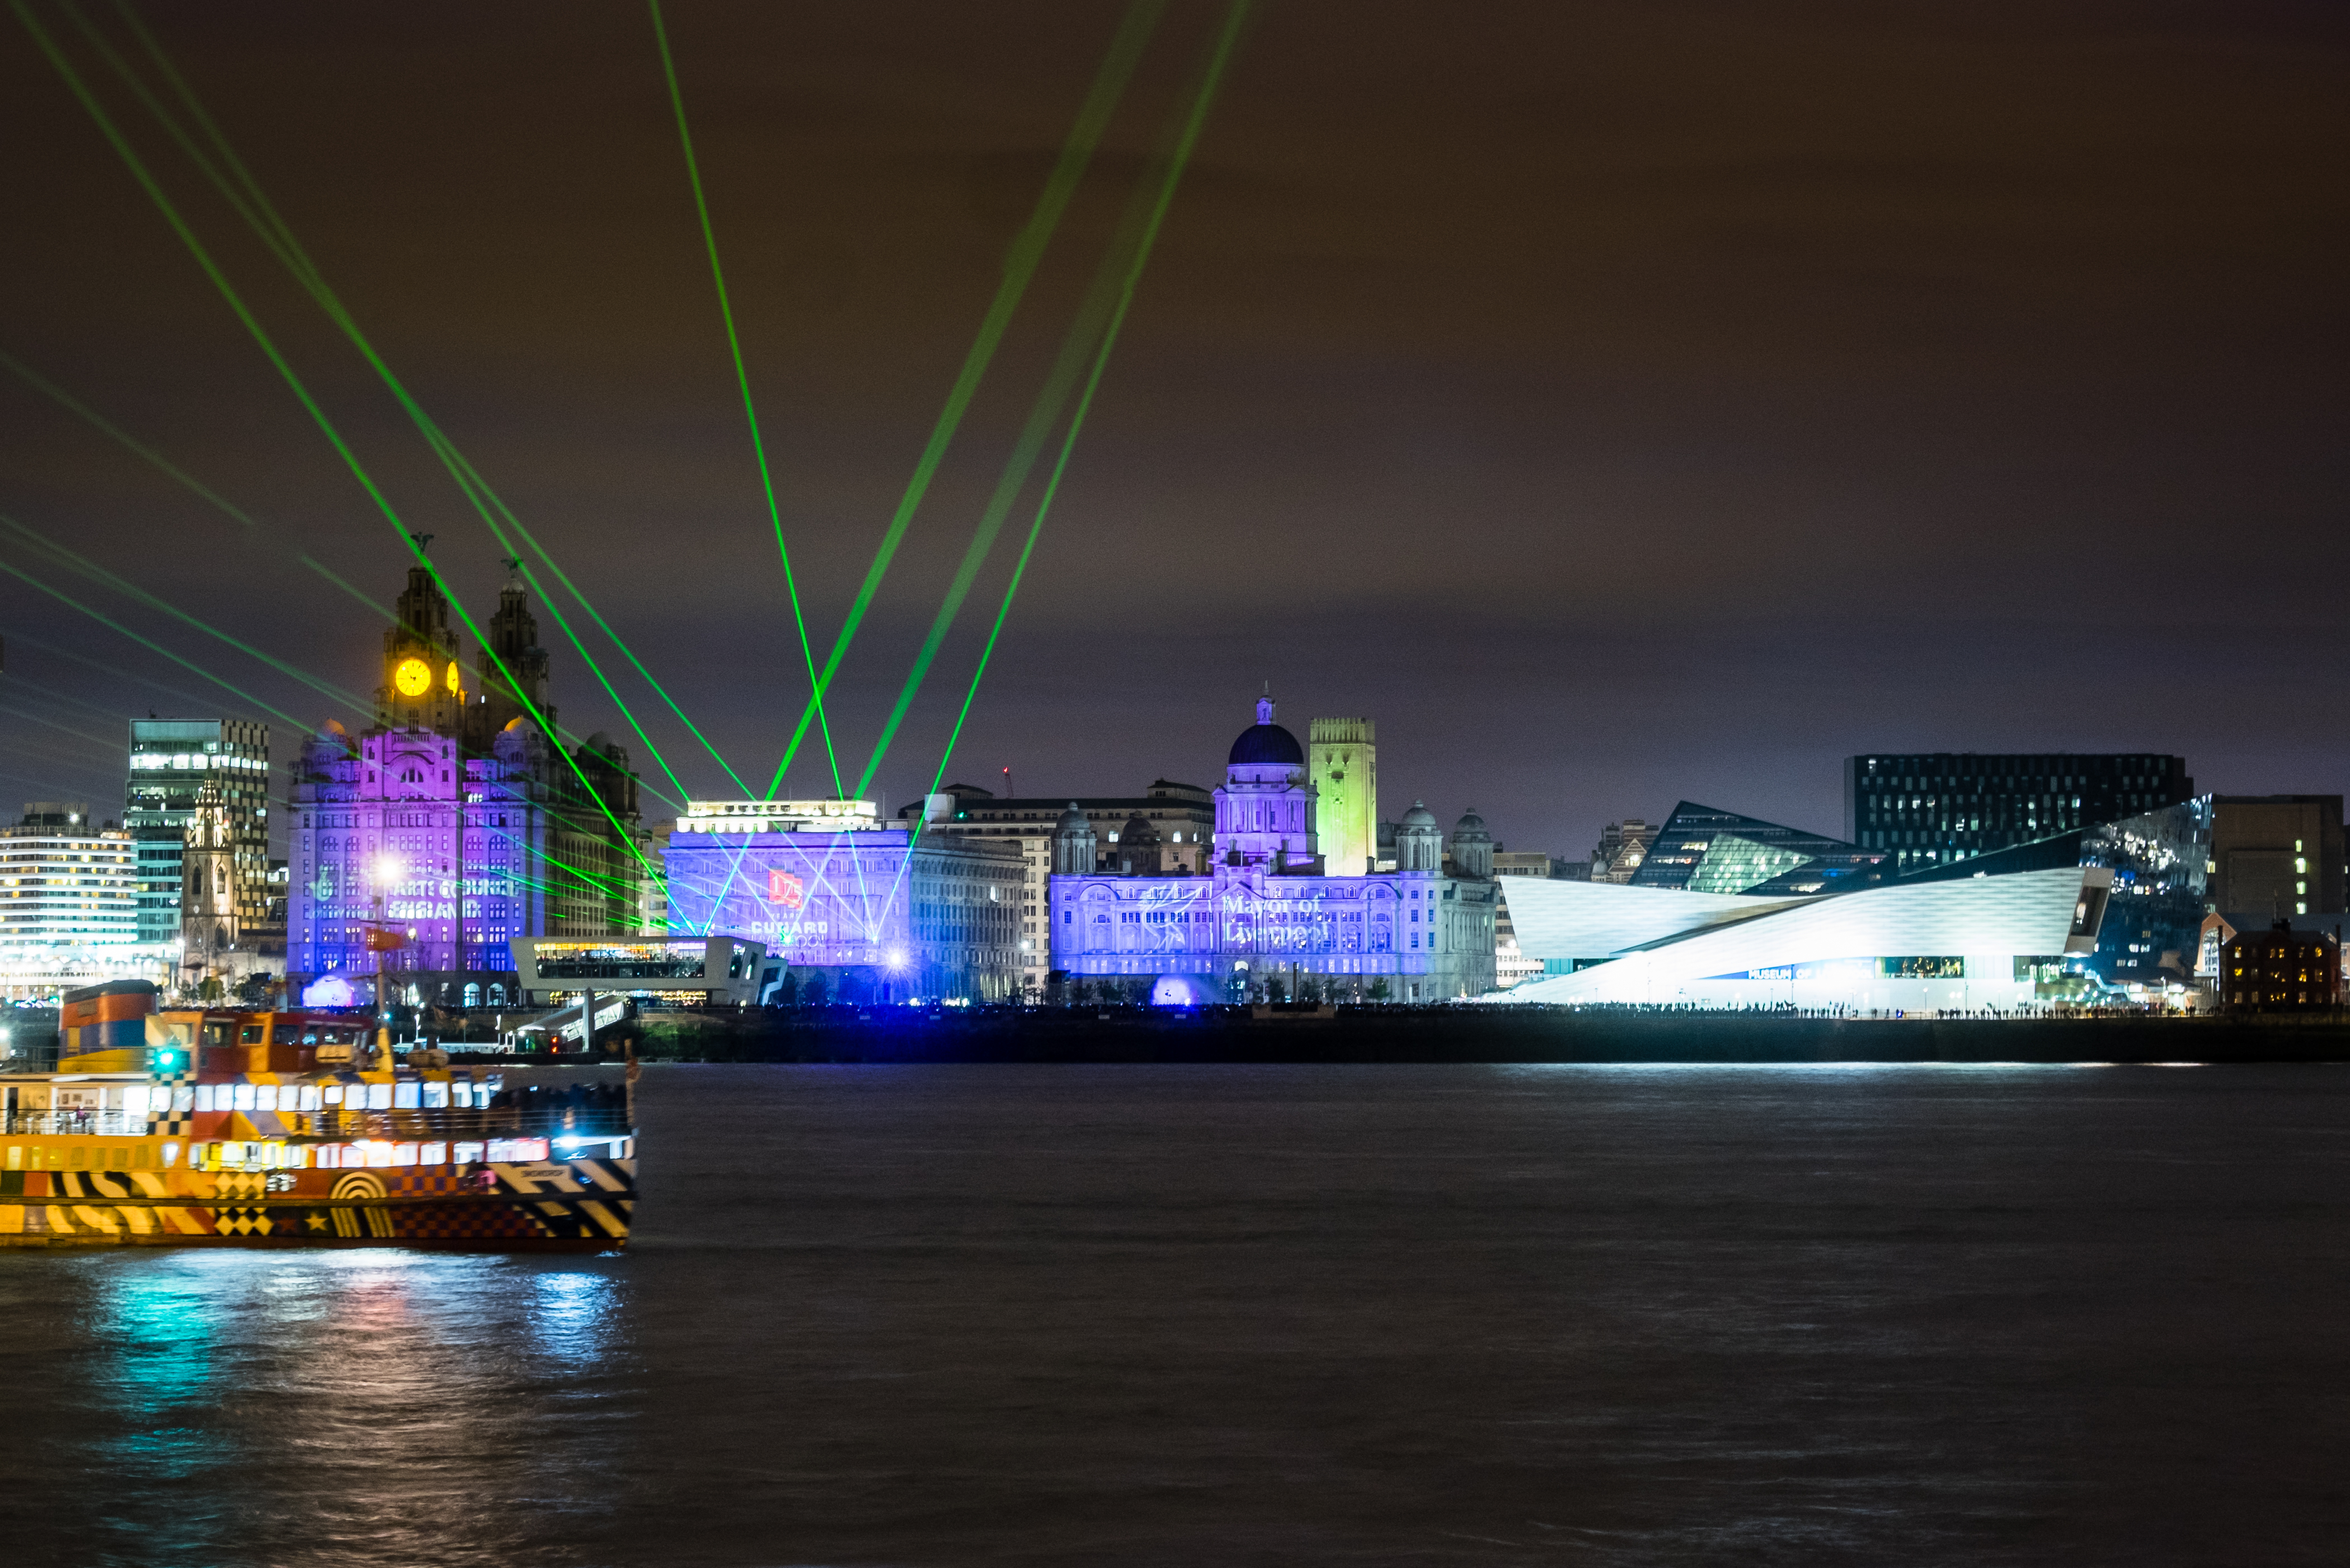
xmin=3 ymin=1063 xmax=2346 ymax=1566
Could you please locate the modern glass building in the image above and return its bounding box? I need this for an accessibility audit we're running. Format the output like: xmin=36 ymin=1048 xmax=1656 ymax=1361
xmin=1843 ymin=752 xmax=2193 ymax=872
xmin=1502 ymin=865 xmax=2111 ymax=1012
xmin=1501 ymin=796 xmax=2211 ymax=1010
xmin=1628 ymin=802 xmax=1889 ymax=896
xmin=125 ymin=718 xmax=270 ymax=947
xmin=1900 ymin=797 xmax=2213 ymax=990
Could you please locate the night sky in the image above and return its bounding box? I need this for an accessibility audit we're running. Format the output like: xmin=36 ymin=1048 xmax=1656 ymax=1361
xmin=3 ymin=1 xmax=2344 ymax=860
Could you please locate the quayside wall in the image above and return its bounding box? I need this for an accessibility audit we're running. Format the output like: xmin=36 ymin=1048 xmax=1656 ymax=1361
xmin=563 ymin=1006 xmax=2350 ymax=1066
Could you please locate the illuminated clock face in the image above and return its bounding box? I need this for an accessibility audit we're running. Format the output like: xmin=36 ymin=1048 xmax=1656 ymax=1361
xmin=393 ymin=657 xmax=433 ymax=698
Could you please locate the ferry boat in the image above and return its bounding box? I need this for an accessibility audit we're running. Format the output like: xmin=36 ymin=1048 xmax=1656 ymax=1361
xmin=0 ymin=985 xmax=633 ymax=1251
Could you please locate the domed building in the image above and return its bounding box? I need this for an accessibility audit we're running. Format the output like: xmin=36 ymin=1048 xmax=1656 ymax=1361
xmin=1395 ymin=802 xmax=1441 ymax=872
xmin=1047 ymin=691 xmax=1498 ymax=1002
xmin=1112 ymin=814 xmax=1163 ymax=877
xmin=1447 ymin=809 xmax=1494 ymax=879
xmin=1215 ymin=691 xmax=1317 ymax=873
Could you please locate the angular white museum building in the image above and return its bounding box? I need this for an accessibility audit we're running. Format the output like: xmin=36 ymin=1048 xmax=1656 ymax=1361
xmin=1499 ymin=864 xmax=2113 ymax=1012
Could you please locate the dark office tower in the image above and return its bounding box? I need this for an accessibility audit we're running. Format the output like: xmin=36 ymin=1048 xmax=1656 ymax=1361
xmin=2208 ymin=795 xmax=2345 ymax=919
xmin=1843 ymin=754 xmax=2194 ymax=873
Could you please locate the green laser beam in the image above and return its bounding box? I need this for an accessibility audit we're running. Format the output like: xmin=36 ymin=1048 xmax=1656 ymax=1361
xmin=4 ymin=627 xmax=242 ymax=714
xmin=0 ymin=512 xmax=375 ymax=720
xmin=17 ymin=4 xmax=661 ymax=884
xmin=911 ymin=1 xmax=1250 ymax=818
xmin=0 ymin=347 xmax=256 ymax=530
xmin=0 ymin=343 xmax=440 ymax=638
xmin=98 ymin=0 xmax=723 ymax=806
xmin=0 ymin=666 xmax=187 ymax=730
xmin=647 ymin=0 xmax=840 ymax=797
xmin=477 ymin=822 xmax=641 ymax=903
xmin=0 ymin=761 xmax=114 ymax=797
xmin=292 ymin=550 xmax=682 ymax=809
xmin=433 ymin=440 xmax=754 ymax=795
xmin=0 ymin=699 xmax=124 ymax=751
xmin=759 ymin=0 xmax=1165 ymax=801
xmin=514 ymin=559 xmax=690 ymax=806
xmin=0 ymin=551 xmax=310 ymax=729
xmin=295 ymin=554 xmax=396 ymax=623
xmin=852 ymin=126 xmax=1178 ymax=795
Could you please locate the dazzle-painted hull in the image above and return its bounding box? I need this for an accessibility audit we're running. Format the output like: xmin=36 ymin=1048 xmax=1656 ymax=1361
xmin=0 ymin=1155 xmax=634 ymax=1250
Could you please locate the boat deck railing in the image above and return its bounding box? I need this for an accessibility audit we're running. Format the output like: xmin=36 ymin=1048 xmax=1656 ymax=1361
xmin=2 ymin=1108 xmax=631 ymax=1141
xmin=286 ymin=1108 xmax=632 ymax=1140
xmin=3 ymin=1110 xmax=148 ymax=1137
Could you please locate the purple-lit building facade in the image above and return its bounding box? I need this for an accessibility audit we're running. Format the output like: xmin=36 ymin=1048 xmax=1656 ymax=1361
xmin=1048 ymin=695 xmax=1498 ymax=1001
xmin=662 ymin=801 xmax=1024 ymax=1002
xmin=289 ymin=724 xmax=549 ymax=986
xmin=287 ymin=564 xmax=641 ymax=1005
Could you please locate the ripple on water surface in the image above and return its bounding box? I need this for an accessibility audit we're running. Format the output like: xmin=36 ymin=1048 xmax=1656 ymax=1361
xmin=3 ymin=1062 xmax=2347 ymax=1567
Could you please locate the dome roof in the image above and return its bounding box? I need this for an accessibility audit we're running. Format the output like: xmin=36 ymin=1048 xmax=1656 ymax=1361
xmin=1121 ymin=813 xmax=1159 ymax=842
xmin=1400 ymin=800 xmax=1438 ymax=829
xmin=1054 ymin=802 xmax=1090 ymax=834
xmin=1228 ymin=723 xmax=1304 ymax=766
xmin=1452 ymin=809 xmax=1490 ymax=839
xmin=1228 ymin=689 xmax=1304 ymax=767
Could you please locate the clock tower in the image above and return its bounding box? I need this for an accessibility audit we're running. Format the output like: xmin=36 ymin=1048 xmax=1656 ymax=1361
xmin=375 ymin=561 xmax=469 ymax=735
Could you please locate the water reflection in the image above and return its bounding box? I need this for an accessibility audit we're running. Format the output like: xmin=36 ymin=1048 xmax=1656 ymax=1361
xmin=533 ymin=1270 xmax=619 ymax=1369
xmin=57 ymin=1252 xmax=634 ymax=1567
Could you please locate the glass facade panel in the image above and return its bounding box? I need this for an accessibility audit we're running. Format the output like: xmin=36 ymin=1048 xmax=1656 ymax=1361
xmin=1844 ymin=752 xmax=2194 ymax=874
xmin=1628 ymin=803 xmax=1887 ymax=896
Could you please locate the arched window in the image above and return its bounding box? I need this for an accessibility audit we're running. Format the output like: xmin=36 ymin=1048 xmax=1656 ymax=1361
xmin=462 ymin=982 xmax=481 ymax=1008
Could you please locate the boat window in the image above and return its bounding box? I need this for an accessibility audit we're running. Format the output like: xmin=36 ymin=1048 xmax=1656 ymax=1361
xmin=421 ymin=1141 xmax=446 ymax=1165
xmin=422 ymin=1082 xmax=448 ymax=1109
xmin=453 ymin=1141 xmax=483 ymax=1165
xmin=6 ymin=1146 xmax=18 ymax=1170
xmin=254 ymin=1085 xmax=278 ymax=1112
xmin=241 ymin=1025 xmax=266 ymax=1044
xmin=162 ymin=1142 xmax=178 ymax=1167
xmin=70 ymin=1146 xmax=87 ymax=1167
xmin=231 ymin=1084 xmax=256 ymax=1110
xmin=393 ymin=1143 xmax=419 ymax=1166
xmin=299 ymin=1086 xmax=322 ymax=1111
xmin=392 ymin=1083 xmax=420 ymax=1110
xmin=322 ymin=1085 xmax=343 ymax=1105
xmin=366 ymin=1084 xmax=392 ymax=1111
xmin=194 ymin=1085 xmax=215 ymax=1113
